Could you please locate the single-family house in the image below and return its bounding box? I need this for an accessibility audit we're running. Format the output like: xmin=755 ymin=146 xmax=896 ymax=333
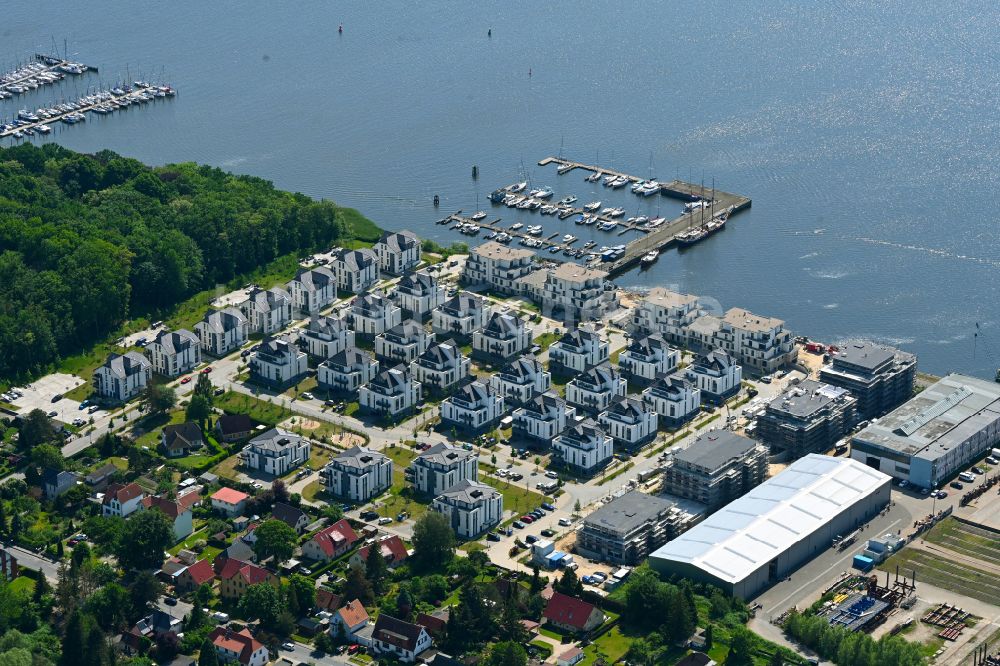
xmin=371 ymin=614 xmax=433 ymax=662
xmin=42 ymin=468 xmax=77 ymax=500
xmin=302 ymin=519 xmax=359 ymax=562
xmin=102 ymin=482 xmax=146 ymax=518
xmin=543 ymin=591 xmax=605 ymax=634
xmin=160 ymin=422 xmax=204 ymax=458
xmin=349 ymin=534 xmax=408 ymax=570
xmin=143 ymin=492 xmax=200 ymax=542
xmin=272 ymin=502 xmax=310 ymax=534
xmin=331 ymin=599 xmax=371 ymax=642
xmin=208 ymin=626 xmax=270 ymax=666
xmin=211 ymin=487 xmax=249 ymax=517
xmin=214 ymin=414 xmax=254 ymax=443
xmin=217 ymin=559 xmax=279 ymax=600
xmin=175 ymin=558 xmax=216 ymax=593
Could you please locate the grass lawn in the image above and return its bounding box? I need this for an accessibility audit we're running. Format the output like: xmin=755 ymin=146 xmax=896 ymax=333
xmin=216 ymin=391 xmax=292 ymax=426
xmin=134 ymin=408 xmax=189 ymax=447
xmin=8 ymin=576 xmax=35 ymax=596
xmin=481 ymin=476 xmax=548 ymax=516
xmin=384 ymin=446 xmax=418 ymax=467
xmin=302 ymin=480 xmax=323 ymax=502
xmin=213 ymin=452 xmax=244 ymax=481
xmin=284 ymin=376 xmax=319 ymax=399
xmin=168 ymin=527 xmax=213 ymax=555
xmin=580 ymin=626 xmax=638 ymax=666
xmin=534 ymin=331 xmax=560 ymax=352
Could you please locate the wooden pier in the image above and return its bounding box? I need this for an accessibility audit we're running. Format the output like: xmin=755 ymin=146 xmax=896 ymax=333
xmin=0 ymin=55 xmax=96 ymax=95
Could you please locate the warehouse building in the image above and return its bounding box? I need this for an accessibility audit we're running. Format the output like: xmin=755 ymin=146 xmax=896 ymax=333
xmin=851 ymin=374 xmax=1000 ymax=489
xmin=819 ymin=341 xmax=916 ymax=420
xmin=650 ymin=455 xmax=891 ymax=599
xmin=756 ymin=380 xmax=857 ymax=458
xmin=576 ymin=491 xmax=697 ymax=565
xmin=662 ymin=430 xmax=768 ymax=511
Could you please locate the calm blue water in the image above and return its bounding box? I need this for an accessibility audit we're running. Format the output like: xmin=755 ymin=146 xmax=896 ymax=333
xmin=4 ymin=1 xmax=1000 ymax=378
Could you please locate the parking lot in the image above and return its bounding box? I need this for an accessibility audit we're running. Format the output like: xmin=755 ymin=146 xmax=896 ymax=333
xmin=7 ymin=372 xmax=92 ymax=422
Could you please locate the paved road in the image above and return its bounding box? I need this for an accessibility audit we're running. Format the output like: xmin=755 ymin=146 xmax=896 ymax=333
xmin=2 ymin=542 xmax=60 ymax=582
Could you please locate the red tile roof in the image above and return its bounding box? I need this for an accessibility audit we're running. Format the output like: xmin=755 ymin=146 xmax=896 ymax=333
xmin=211 ymin=487 xmax=249 ymax=505
xmin=142 ymin=495 xmax=193 ymax=519
xmin=336 ymin=599 xmax=370 ymax=629
xmin=218 ymin=558 xmax=272 ymax=586
xmin=208 ymin=627 xmax=265 ymax=665
xmin=543 ymin=591 xmax=598 ymax=630
xmin=316 ymin=588 xmax=342 ymax=611
xmin=103 ymin=482 xmax=144 ymax=505
xmin=310 ymin=519 xmax=359 ymax=557
xmin=183 ymin=559 xmax=215 ymax=586
xmin=356 ymin=535 xmax=408 ymax=566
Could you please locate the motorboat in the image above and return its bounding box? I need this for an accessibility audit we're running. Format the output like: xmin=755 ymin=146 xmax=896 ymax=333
xmin=557 ymin=163 xmax=575 ymax=174
xmin=583 ymin=201 xmax=601 ymax=212
xmin=510 ymin=223 xmax=524 ymax=230
xmin=641 ymin=250 xmax=660 ymax=264
xmin=639 ymin=181 xmax=660 ymax=196
xmin=540 ymin=205 xmax=558 ymax=215
xmin=575 ymin=215 xmax=587 ymax=225
xmin=532 ymin=186 xmax=554 ymax=199
xmin=558 ymin=196 xmax=577 ymax=205
xmin=471 ymin=211 xmax=487 ymax=221
xmin=485 ymin=231 xmax=498 ymax=240
xmin=685 ymin=200 xmax=709 ymax=212
xmin=585 ymin=171 xmax=602 ymax=182
xmin=602 ymin=174 xmax=617 ymax=187
xmin=562 ymin=234 xmax=576 ymax=243
xmin=517 ymin=199 xmax=533 ymax=209
xmin=490 ymin=189 xmax=507 ymax=204
xmin=611 ymin=176 xmax=629 ymax=189
xmin=508 ymin=181 xmax=527 ymax=193
xmin=527 ymin=200 xmax=542 ymax=210
xmin=608 ymin=207 xmax=625 ymax=218
xmin=648 ymin=217 xmax=665 ymax=227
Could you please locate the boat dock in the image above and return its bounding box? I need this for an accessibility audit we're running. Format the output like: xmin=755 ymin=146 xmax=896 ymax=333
xmin=440 ymin=213 xmax=591 ymax=255
xmin=0 ymin=54 xmax=95 ymax=95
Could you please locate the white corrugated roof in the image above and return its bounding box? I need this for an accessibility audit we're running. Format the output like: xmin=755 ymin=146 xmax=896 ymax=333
xmin=650 ymin=454 xmax=890 ymax=583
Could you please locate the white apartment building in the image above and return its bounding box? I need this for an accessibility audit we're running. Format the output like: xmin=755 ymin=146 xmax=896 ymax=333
xmin=318 ymin=349 xmax=379 ymax=396
xmin=598 ymin=397 xmax=659 ymax=450
xmin=518 ymin=263 xmax=618 ymax=322
xmin=287 ymin=267 xmax=337 ymax=316
xmin=145 ymin=329 xmax=201 ymax=377
xmin=409 ymin=339 xmax=470 ymax=395
xmin=393 ymin=271 xmax=445 ymax=320
xmin=684 ymin=350 xmax=742 ymax=404
xmin=240 ymin=286 xmax=292 ymax=335
xmin=300 ymin=314 xmax=354 ymax=359
xmin=375 ymin=320 xmax=432 ymax=365
xmin=408 ymin=443 xmax=479 ymax=497
xmin=331 ymin=248 xmax=379 ymax=294
xmin=249 ymin=336 xmax=308 ymax=387
xmin=642 ymin=374 xmax=701 ymax=429
xmin=349 ymin=293 xmax=403 ymax=338
xmin=617 ymin=334 xmax=679 ymax=385
xmin=432 ymin=292 xmax=490 ymax=340
xmin=374 ymin=230 xmax=421 ymax=275
xmin=489 ymin=355 xmax=552 ymax=406
xmin=440 ymin=381 xmax=505 ymax=434
xmin=461 ymin=241 xmax=535 ymax=294
xmin=630 ymin=288 xmax=701 ymax=345
xmin=552 ymin=420 xmax=614 ymax=475
xmin=322 ymin=446 xmax=392 ymax=502
xmin=513 ymin=392 xmax=575 ymax=442
xmin=548 ymin=326 xmax=610 ymax=376
xmin=195 ymin=308 xmax=249 ymax=357
xmin=432 ymin=480 xmax=503 ymax=539
xmin=565 ymin=364 xmax=627 ymax=416
xmin=472 ymin=311 xmax=533 ymax=364
xmin=242 ymin=428 xmax=311 ymax=476
xmin=94 ymin=352 xmax=152 ymax=402
xmin=359 ymin=365 xmax=422 ymax=418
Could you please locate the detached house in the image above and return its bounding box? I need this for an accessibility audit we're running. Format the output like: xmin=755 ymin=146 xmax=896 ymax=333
xmin=175 ymin=558 xmax=215 ymax=594
xmin=618 ymin=334 xmax=679 ymax=385
xmin=160 ymin=422 xmax=204 ymax=458
xmin=513 ymin=392 xmax=575 ymax=443
xmin=332 ymin=599 xmax=371 ymax=642
xmin=393 ymin=271 xmax=445 ymax=320
xmin=432 ymin=292 xmax=489 ymax=341
xmin=208 ymin=627 xmax=270 ymax=666
xmin=349 ymin=534 xmax=409 ymax=570
xmin=374 ymin=230 xmax=421 ymax=275
xmin=301 ymin=314 xmax=353 ymax=359
xmin=598 ymin=397 xmax=659 ymax=450
xmin=240 ymin=286 xmax=292 ymax=335
xmin=642 ymin=374 xmax=701 ymax=429
xmin=372 ymin=614 xmax=433 ymax=663
xmin=432 ymin=479 xmax=503 ymax=538
xmin=249 ymin=336 xmax=308 ymax=387
xmin=332 ymin=248 xmax=379 ymax=294
xmin=376 ymin=320 xmax=432 ymax=365
xmin=543 ymin=592 xmax=605 ymax=634
xmin=322 ymin=446 xmax=393 ymax=502
xmin=548 ymin=327 xmax=610 ymax=376
xmin=272 ymin=502 xmax=310 ymax=533
xmin=440 ymin=381 xmax=505 ymax=434
xmin=288 ymin=266 xmax=337 ymax=316
xmin=218 ymin=559 xmax=279 ymax=600
xmin=146 ymin=329 xmax=201 ymax=377
xmin=349 ymin=292 xmax=403 ymax=339
xmin=359 ymin=365 xmax=422 ymax=418
xmin=472 ymin=311 xmax=533 ymax=365
xmin=318 ymin=349 xmax=379 ymax=397
xmin=565 ymin=364 xmax=627 ymax=416
xmin=214 ymin=414 xmax=253 ymax=443
xmin=552 ymin=419 xmax=613 ymax=475
xmin=143 ymin=492 xmax=200 ymax=542
xmin=410 ymin=339 xmax=470 ymax=396
xmin=102 ymin=482 xmax=146 ymax=518
xmin=94 ymin=352 xmax=151 ymax=402
xmin=489 ymin=355 xmax=551 ymax=406
xmin=42 ymin=469 xmax=77 ymax=500
xmin=302 ymin=519 xmax=359 ymax=562
xmin=684 ymin=350 xmax=742 ymax=405
xmin=242 ymin=428 xmax=310 ymax=476
xmin=409 ymin=443 xmax=478 ymax=497
xmin=211 ymin=487 xmax=250 ymax=517
xmin=196 ymin=308 xmax=249 ymax=357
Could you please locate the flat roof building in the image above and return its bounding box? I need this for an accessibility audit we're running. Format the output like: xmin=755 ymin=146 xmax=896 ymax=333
xmin=820 ymin=341 xmax=916 ymax=420
xmin=650 ymin=455 xmax=891 ymax=599
xmin=576 ymin=491 xmax=695 ymax=565
xmin=851 ymin=373 xmax=1000 ymax=489
xmin=663 ymin=430 xmax=768 ymax=511
xmin=757 ymin=379 xmax=857 ymax=458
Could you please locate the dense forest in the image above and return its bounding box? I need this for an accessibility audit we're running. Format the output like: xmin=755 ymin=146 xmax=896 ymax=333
xmin=0 ymin=143 xmax=373 ymax=381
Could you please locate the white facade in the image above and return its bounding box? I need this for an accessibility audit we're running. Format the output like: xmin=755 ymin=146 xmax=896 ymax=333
xmin=513 ymin=392 xmax=575 ymax=441
xmin=707 ymin=308 xmax=798 ymax=375
xmin=375 ymin=320 xmax=432 ymax=365
xmin=409 ymin=443 xmax=478 ymax=497
xmin=318 ymin=349 xmax=379 ymax=396
xmin=548 ymin=327 xmax=610 ymax=375
xmin=685 ymin=350 xmax=742 ymax=403
xmin=489 ymin=355 xmax=552 ymax=406
xmin=374 ymin=230 xmax=421 ymax=275
xmin=553 ymin=420 xmax=614 ymax=474
xmin=409 ymin=340 xmax=470 ymax=395
xmin=598 ymin=397 xmax=659 ymax=449
xmin=359 ymin=365 xmax=422 ymax=418
xmin=332 ymin=248 xmax=379 ymax=294
xmin=288 ymin=267 xmax=337 ymax=315
xmin=565 ymin=365 xmax=627 ymax=415
xmin=642 ymin=374 xmax=701 ymax=429
xmin=146 ymin=329 xmax=201 ymax=377
xmin=518 ymin=263 xmax=618 ymax=322
xmin=630 ymin=288 xmax=701 ymax=345
xmin=618 ymin=334 xmax=679 ymax=384
xmin=249 ymin=337 xmax=308 ymax=386
xmin=242 ymin=428 xmax=311 ymax=477
xmin=240 ymin=286 xmax=292 ymax=335
xmin=322 ymin=446 xmax=393 ymax=502
xmin=432 ymin=292 xmax=489 ymax=339
xmin=393 ymin=271 xmax=445 ymax=320
xmin=432 ymin=480 xmax=503 ymax=538
xmin=349 ymin=293 xmax=403 ymax=338
xmin=301 ymin=314 xmax=354 ymax=359
xmin=461 ymin=241 xmax=535 ymax=294
xmin=102 ymin=483 xmax=146 ymax=518
xmin=94 ymin=352 xmax=152 ymax=402
xmin=440 ymin=382 xmax=505 ymax=433
xmin=472 ymin=311 xmax=533 ymax=363
xmin=195 ymin=308 xmax=249 ymax=357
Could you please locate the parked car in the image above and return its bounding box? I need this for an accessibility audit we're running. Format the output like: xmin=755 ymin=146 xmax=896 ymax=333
xmin=282 ymin=642 xmax=295 ymax=651
xmin=512 ymin=520 xmax=524 ymax=529
xmin=972 ymin=466 xmax=985 ymax=475
xmin=301 ymin=392 xmax=314 ymax=400
xmin=935 ymin=491 xmax=948 ymax=499
xmin=509 ymin=473 xmax=523 ymax=481
xmin=51 ymin=393 xmax=63 ymax=402
xmin=581 ymin=575 xmax=595 ymax=585
xmin=87 ymin=405 xmax=100 ymax=413
xmin=525 ymin=535 xmax=538 ymax=544
xmin=214 ymin=387 xmax=225 ymax=396
xmin=47 ymin=410 xmax=57 ymax=418
xmin=950 ymin=481 xmax=964 ymax=490
xmin=360 ymin=510 xmax=378 ymax=520
xmin=558 ymin=518 xmax=572 ymax=527
xmin=201 ymin=366 xmax=213 ymax=374
xmin=540 ymin=529 xmax=555 ymax=537
xmin=486 ymin=532 xmax=501 ymax=542
xmin=541 ymin=502 xmax=556 ymax=511
xmin=986 ymin=456 xmax=999 ymax=465
xmin=180 ymin=376 xmax=192 ymax=384
xmin=544 ymin=471 xmax=559 ymax=480
xmin=211 ymin=612 xmax=230 ymax=623
xmin=163 ymin=596 xmax=177 ymax=606
xmin=377 ymin=517 xmax=393 ymax=525
xmin=520 ymin=515 xmax=534 ymax=523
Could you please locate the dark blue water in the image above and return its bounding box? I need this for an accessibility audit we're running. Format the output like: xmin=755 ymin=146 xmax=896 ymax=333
xmin=4 ymin=1 xmax=1000 ymax=378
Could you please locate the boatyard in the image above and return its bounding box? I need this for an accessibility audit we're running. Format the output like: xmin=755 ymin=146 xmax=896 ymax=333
xmin=441 ymin=156 xmax=751 ymax=277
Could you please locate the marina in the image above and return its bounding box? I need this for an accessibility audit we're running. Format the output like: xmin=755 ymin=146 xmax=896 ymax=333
xmin=0 ymin=54 xmax=95 ymax=98
xmin=445 ymin=157 xmax=751 ymax=277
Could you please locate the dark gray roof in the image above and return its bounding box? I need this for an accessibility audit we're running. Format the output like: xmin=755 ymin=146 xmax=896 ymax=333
xmin=305 ymin=314 xmax=347 ymax=337
xmin=383 ymin=320 xmax=427 ymax=344
xmin=258 ymin=336 xmax=297 ymax=358
xmin=604 ymin=396 xmax=650 ymax=420
xmin=353 ymin=292 xmax=393 ymax=316
xmin=557 ymin=328 xmax=602 ymax=349
xmin=521 ymin=392 xmax=566 ymax=418
xmin=331 ymin=445 xmax=389 ymax=470
xmin=200 ymin=308 xmax=247 ymax=334
xmin=327 ymin=348 xmax=375 ymax=371
xmin=397 ymin=271 xmax=437 ymax=295
xmin=573 ymin=364 xmax=620 ymax=389
xmin=370 ymin=365 xmax=412 ymax=393
xmin=674 ymin=430 xmax=758 ymax=470
xmin=293 ymin=267 xmax=335 ymax=290
xmin=378 ymin=230 xmax=419 ymax=252
xmin=152 ymin=329 xmax=198 ymax=355
xmin=482 ymin=312 xmax=525 ymax=338
xmin=103 ymin=351 xmax=151 ymax=379
xmin=337 ymin=248 xmax=376 ymax=271
xmin=559 ymin=418 xmax=605 ymax=446
xmin=441 ymin=293 xmax=484 ymax=316
xmin=162 ymin=422 xmax=204 ymax=450
xmin=416 ymin=443 xmax=475 ymax=465
xmin=498 ymin=355 xmax=544 ymax=381
xmin=416 ymin=340 xmax=461 ymax=366
xmin=245 ymin=286 xmax=290 ymax=312
xmin=831 ymin=341 xmax=899 ymax=372
xmin=451 ymin=381 xmax=491 ymax=406
xmin=767 ymin=379 xmax=851 ymax=418
xmin=627 ymin=334 xmax=668 ymax=355
xmin=436 ymin=479 xmax=499 ymax=503
xmin=272 ymin=502 xmax=307 ymax=527
xmin=249 ymin=427 xmax=304 ymax=452
xmin=583 ymin=491 xmax=675 ymax=533
xmin=648 ymin=372 xmax=694 ymax=397
xmin=693 ymin=349 xmax=735 ymax=372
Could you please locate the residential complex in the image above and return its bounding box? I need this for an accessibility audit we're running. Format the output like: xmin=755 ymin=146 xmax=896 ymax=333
xmin=440 ymin=381 xmax=505 ymax=434
xmin=432 ymin=479 xmax=503 ymax=538
xmin=249 ymin=336 xmax=308 ymax=387
xmin=94 ymin=352 xmax=152 ymax=402
xmin=331 ymin=248 xmax=379 ymax=294
xmin=408 ymin=443 xmax=478 ymax=497
xmin=757 ymin=379 xmax=857 ymax=457
xmin=195 ymin=308 xmax=249 ymax=356
xmin=461 ymin=241 xmax=535 ymax=294
xmin=242 ymin=428 xmax=311 ymax=476
xmin=517 ymin=262 xmax=617 ymax=322
xmin=662 ymin=430 xmax=768 ymax=510
xmin=820 ymin=341 xmax=917 ymax=420
xmin=146 ymin=329 xmax=201 ymax=377
xmin=288 ymin=266 xmax=337 ymax=315
xmin=432 ymin=292 xmax=489 ymax=340
xmin=576 ymin=491 xmax=692 ymax=565
xmin=373 ymin=230 xmax=421 ymax=275
xmin=322 ymin=446 xmax=393 ymax=502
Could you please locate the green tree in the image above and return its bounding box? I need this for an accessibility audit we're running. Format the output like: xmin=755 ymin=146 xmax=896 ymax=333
xmin=365 ymin=545 xmax=389 ymax=593
xmin=725 ymin=628 xmax=755 ymax=666
xmin=706 ymin=623 xmax=714 ymax=650
xmin=86 ymin=582 xmax=130 ymax=632
xmin=115 ymin=509 xmax=174 ymax=572
xmin=198 ymin=637 xmax=219 ymax=666
xmin=314 ymin=632 xmax=334 ymax=654
xmin=145 ymin=383 xmax=177 ymax=413
xmin=624 ymin=638 xmax=655 ymax=666
xmin=17 ymin=410 xmax=55 ymax=450
xmin=128 ymin=571 xmax=163 ymax=619
xmin=484 ymin=641 xmax=527 ymax=666
xmin=252 ymin=519 xmax=297 ymax=564
xmin=555 ymin=568 xmax=584 ymax=597
xmin=194 ymin=373 xmax=215 ymax=404
xmin=238 ymin=583 xmax=283 ymax=627
xmin=288 ymin=574 xmax=316 ymax=613
xmin=767 ymin=651 xmax=782 ymax=666
xmin=186 ymin=395 xmax=213 ymax=427
xmin=411 ymin=511 xmax=456 ymax=570
xmin=343 ymin=567 xmax=373 ymax=605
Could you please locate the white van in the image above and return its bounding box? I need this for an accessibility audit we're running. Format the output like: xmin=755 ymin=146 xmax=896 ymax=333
xmin=991 ymin=447 xmax=1000 ymax=459
xmin=959 ymin=472 xmax=976 ymax=483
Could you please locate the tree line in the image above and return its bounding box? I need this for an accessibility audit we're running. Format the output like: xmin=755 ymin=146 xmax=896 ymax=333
xmin=0 ymin=143 xmax=372 ymax=380
xmin=784 ymin=609 xmax=925 ymax=666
